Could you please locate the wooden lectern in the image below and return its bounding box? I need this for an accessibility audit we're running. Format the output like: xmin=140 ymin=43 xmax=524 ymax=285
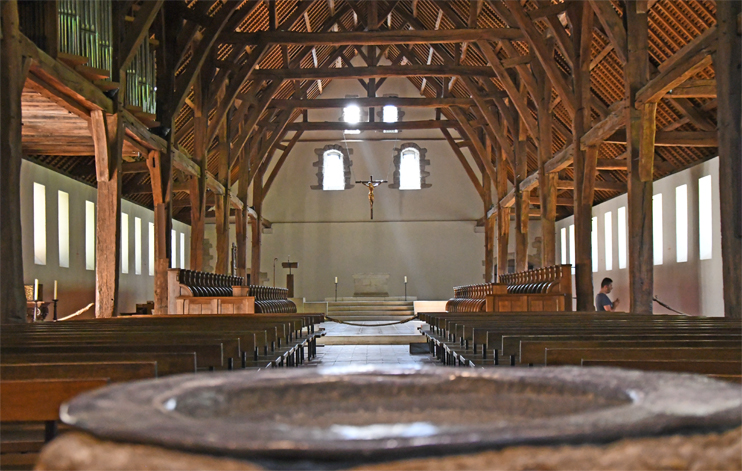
xmin=281 ymin=258 xmax=299 ymax=298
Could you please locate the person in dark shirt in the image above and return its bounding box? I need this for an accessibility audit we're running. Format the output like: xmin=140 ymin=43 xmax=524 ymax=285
xmin=596 ymin=277 xmax=620 ymax=311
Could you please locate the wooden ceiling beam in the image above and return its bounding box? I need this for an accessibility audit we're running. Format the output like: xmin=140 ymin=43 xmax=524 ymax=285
xmin=251 ymin=65 xmax=497 ymax=81
xmin=223 ymin=27 xmax=525 ymax=45
xmin=666 ymin=79 xmax=716 ymax=98
xmin=279 ymin=120 xmax=458 ymax=132
xmin=588 ymin=0 xmax=628 ymax=64
xmin=460 ymin=76 xmax=516 ymax=163
xmin=263 ymin=130 xmax=303 ymax=195
xmin=272 ymin=97 xmax=474 ymax=109
xmin=119 ymin=1 xmax=164 ymax=72
xmin=604 ymin=130 xmax=718 ymax=147
xmin=450 ymin=107 xmax=498 ymax=184
xmin=440 ymin=127 xmax=486 ymax=201
xmin=504 ymin=0 xmax=577 ymax=117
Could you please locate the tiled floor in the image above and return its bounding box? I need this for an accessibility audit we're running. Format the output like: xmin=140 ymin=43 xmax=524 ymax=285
xmin=309 ymin=321 xmax=436 ymax=367
xmin=311 ymin=344 xmax=435 ymax=367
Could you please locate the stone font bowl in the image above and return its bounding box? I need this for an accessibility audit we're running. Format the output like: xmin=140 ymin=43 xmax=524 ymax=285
xmin=60 ymin=366 xmax=742 ymax=463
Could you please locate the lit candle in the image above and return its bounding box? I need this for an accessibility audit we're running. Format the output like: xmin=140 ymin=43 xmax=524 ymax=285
xmin=335 ymin=277 xmax=338 ymax=284
xmin=404 ymin=276 xmax=407 ymax=283
xmin=54 ymin=280 xmax=58 ymax=299
xmin=34 ymin=279 xmax=39 ymax=300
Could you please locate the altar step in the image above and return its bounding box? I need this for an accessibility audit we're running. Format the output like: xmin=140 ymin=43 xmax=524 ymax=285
xmin=326 ymin=300 xmax=415 ymax=321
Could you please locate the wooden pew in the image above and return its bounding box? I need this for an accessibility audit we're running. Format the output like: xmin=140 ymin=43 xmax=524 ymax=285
xmin=0 ymin=362 xmax=158 ymax=382
xmin=545 ymin=347 xmax=742 ymax=365
xmin=0 ymin=352 xmax=197 ymax=376
xmin=581 ymin=359 xmax=742 ymax=380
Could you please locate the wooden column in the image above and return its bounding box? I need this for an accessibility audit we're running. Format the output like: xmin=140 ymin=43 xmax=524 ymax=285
xmin=483 ymin=139 xmax=495 ymax=283
xmin=250 ymin=167 xmax=264 ymax=286
xmin=91 ymin=110 xmax=123 ymax=318
xmin=495 ymin=140 xmax=510 ymax=280
xmin=189 ymin=72 xmax=208 ymax=271
xmin=0 ymin=0 xmax=28 ymax=323
xmin=514 ymin=94 xmax=529 ymax=272
xmin=535 ymin=41 xmax=557 ymax=267
xmin=570 ymin=2 xmax=597 ymax=311
xmin=214 ymin=118 xmax=231 ymax=274
xmin=235 ymin=144 xmax=250 ymax=282
xmin=625 ymin=1 xmax=654 ymax=313
xmin=152 ymin=5 xmax=176 ymax=312
xmin=715 ymin=0 xmax=742 ymax=318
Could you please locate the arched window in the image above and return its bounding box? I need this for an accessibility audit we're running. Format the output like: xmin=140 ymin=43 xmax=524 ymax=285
xmin=399 ymin=147 xmax=421 ymax=190
xmin=322 ymin=149 xmax=345 ymax=191
xmin=311 ymin=145 xmax=354 ymax=191
xmin=388 ymin=143 xmax=431 ymax=190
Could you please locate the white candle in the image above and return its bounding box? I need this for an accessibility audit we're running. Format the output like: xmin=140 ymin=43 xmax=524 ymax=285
xmin=34 ymin=279 xmax=39 ymax=300
xmin=335 ymin=277 xmax=338 ymax=284
xmin=404 ymin=276 xmax=407 ymax=283
xmin=54 ymin=280 xmax=58 ymax=299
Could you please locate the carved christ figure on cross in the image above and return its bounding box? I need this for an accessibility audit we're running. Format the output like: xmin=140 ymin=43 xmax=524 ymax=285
xmin=355 ymin=175 xmax=387 ymax=219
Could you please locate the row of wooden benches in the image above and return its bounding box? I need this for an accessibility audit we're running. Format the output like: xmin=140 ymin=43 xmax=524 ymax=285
xmin=418 ymin=311 xmax=741 ymax=381
xmin=0 ymin=313 xmax=326 ymax=470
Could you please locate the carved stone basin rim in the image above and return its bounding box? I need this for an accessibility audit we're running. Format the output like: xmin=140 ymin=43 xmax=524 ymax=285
xmin=60 ymin=366 xmax=742 ymax=462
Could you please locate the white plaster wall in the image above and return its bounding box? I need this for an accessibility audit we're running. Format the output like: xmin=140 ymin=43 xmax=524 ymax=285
xmin=555 ymin=157 xmax=723 ymax=316
xmin=20 ymin=160 xmax=191 ymax=317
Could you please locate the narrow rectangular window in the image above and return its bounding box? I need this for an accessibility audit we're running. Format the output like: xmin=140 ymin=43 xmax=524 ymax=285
xmin=33 ymin=183 xmax=47 ymax=265
xmin=85 ymin=201 xmax=95 ymax=270
xmin=560 ymin=227 xmax=567 ymax=264
xmin=676 ymin=184 xmax=688 ymax=263
xmin=653 ymin=193 xmax=663 ymax=265
xmin=569 ymin=224 xmax=575 ymax=273
xmin=343 ymin=105 xmax=361 ymax=134
xmin=698 ymin=175 xmax=712 ymax=260
xmin=604 ymin=212 xmax=613 ymax=271
xmin=121 ymin=213 xmax=129 ymax=274
xmin=58 ymin=191 xmax=69 ymax=268
xmin=591 ymin=217 xmax=599 ymax=272
xmin=148 ymin=222 xmax=155 ymax=276
xmin=382 ymin=105 xmax=398 ymax=133
xmin=617 ymin=206 xmax=627 ymax=269
xmin=134 ymin=217 xmax=142 ymax=275
xmin=171 ymin=229 xmax=177 ymax=268
xmin=180 ymin=232 xmax=185 ymax=269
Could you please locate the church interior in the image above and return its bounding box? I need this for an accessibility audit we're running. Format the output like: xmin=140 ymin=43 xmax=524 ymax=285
xmin=0 ymin=0 xmax=740 ymax=469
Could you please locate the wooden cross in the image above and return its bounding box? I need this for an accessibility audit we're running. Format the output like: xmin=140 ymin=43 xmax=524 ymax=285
xmin=355 ymin=175 xmax=387 ymax=219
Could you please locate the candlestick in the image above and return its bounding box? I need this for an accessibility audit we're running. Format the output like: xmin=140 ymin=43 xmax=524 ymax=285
xmin=34 ymin=279 xmax=39 ymax=300
xmin=53 ymin=299 xmax=58 ymax=322
xmin=54 ymin=280 xmax=58 ymax=299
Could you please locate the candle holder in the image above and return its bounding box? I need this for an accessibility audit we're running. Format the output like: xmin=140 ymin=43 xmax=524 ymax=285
xmin=33 ymin=299 xmax=39 ymax=322
xmin=404 ymin=281 xmax=408 ymax=301
xmin=53 ymin=298 xmax=58 ymax=322
xmin=334 ymin=281 xmax=338 ymax=302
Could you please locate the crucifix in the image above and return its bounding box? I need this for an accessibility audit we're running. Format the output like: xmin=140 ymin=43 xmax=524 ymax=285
xmin=355 ymin=175 xmax=387 ymax=219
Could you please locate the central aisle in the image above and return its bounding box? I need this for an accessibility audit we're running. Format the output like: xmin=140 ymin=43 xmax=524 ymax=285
xmin=307 ymin=320 xmax=435 ymax=367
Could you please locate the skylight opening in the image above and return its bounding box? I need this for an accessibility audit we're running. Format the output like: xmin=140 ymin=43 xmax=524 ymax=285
xmin=343 ymin=105 xmax=361 ymax=134
xmin=382 ymin=105 xmax=398 ymax=133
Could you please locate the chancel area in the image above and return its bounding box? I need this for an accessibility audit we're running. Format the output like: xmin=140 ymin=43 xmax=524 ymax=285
xmin=1 ymin=0 xmax=741 ymax=469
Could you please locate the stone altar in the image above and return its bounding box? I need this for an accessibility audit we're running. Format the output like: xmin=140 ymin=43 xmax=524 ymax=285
xmin=353 ymin=273 xmax=389 ymax=297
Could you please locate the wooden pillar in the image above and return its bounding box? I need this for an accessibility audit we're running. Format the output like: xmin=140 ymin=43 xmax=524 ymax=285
xmin=0 ymin=0 xmax=28 ymax=323
xmin=90 ymin=110 xmax=123 ymax=318
xmin=250 ymin=168 xmax=264 ymax=286
xmin=483 ymin=139 xmax=495 ymax=283
xmin=189 ymin=72 xmax=208 ymax=271
xmin=235 ymin=145 xmax=250 ymax=282
xmin=152 ymin=5 xmax=175 ymax=313
xmin=495 ymin=141 xmax=510 ymax=280
xmin=214 ymin=118 xmax=231 ymax=274
xmin=715 ymin=0 xmax=742 ymax=318
xmin=514 ymin=95 xmax=529 ymax=272
xmin=625 ymin=1 xmax=653 ymax=313
xmin=535 ymin=37 xmax=557 ymax=268
xmin=570 ymin=2 xmax=597 ymax=311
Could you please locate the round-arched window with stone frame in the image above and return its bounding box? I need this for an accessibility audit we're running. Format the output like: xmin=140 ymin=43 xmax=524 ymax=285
xmin=311 ymin=144 xmax=354 ymax=191
xmin=388 ymin=143 xmax=431 ymax=190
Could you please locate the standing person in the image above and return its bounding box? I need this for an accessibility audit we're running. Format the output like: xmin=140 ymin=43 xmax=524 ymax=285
xmin=596 ymin=278 xmax=620 ymax=311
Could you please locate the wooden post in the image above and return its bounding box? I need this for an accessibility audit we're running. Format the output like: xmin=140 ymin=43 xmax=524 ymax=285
xmin=535 ymin=38 xmax=557 ymax=267
xmin=570 ymin=2 xmax=596 ymax=311
xmin=152 ymin=5 xmax=176 ymax=313
xmin=0 ymin=0 xmax=28 ymax=323
xmin=235 ymin=144 xmax=250 ymax=282
xmin=714 ymin=0 xmax=742 ymax=318
xmin=483 ymin=139 xmax=495 ymax=283
xmin=90 ymin=110 xmax=123 ymax=318
xmin=43 ymin=1 xmax=59 ymax=58
xmin=495 ymin=139 xmax=510 ymax=280
xmin=250 ymin=168 xmax=264 ymax=286
xmin=189 ymin=72 xmax=208 ymax=271
xmin=514 ymin=91 xmax=529 ymax=272
xmin=214 ymin=117 xmax=231 ymax=274
xmin=625 ymin=1 xmax=654 ymax=313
